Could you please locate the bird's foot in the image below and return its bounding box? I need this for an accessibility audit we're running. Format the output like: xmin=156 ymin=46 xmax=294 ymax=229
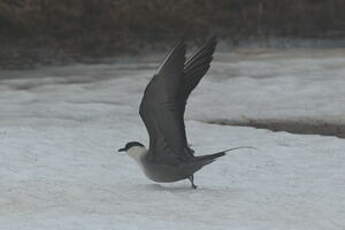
xmin=188 ymin=175 xmax=197 ymax=189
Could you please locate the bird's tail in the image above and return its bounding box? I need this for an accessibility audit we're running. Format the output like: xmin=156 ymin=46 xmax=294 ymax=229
xmin=196 ymin=151 xmax=226 ymax=163
xmin=194 ymin=146 xmax=255 ymax=168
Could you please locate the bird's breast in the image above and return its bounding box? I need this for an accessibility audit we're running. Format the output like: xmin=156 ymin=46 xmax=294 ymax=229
xmin=140 ymin=158 xmax=189 ymax=182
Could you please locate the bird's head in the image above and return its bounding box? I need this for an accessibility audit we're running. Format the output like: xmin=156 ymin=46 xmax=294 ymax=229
xmin=118 ymin=141 xmax=147 ymax=161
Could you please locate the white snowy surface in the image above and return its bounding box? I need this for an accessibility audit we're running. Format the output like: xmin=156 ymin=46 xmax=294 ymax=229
xmin=0 ymin=48 xmax=345 ymax=229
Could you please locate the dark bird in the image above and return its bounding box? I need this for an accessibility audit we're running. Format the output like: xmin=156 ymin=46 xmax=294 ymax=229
xmin=118 ymin=36 xmax=246 ymax=189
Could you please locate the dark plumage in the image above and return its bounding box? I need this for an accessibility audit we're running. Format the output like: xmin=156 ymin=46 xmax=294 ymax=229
xmin=118 ymin=141 xmax=144 ymax=152
xmin=119 ymin=36 xmax=236 ymax=189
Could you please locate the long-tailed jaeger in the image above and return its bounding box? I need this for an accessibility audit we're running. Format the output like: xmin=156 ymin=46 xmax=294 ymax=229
xmin=119 ymin=36 xmax=245 ymax=189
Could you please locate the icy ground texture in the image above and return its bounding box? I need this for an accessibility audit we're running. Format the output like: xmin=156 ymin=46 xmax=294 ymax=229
xmin=1 ymin=48 xmax=345 ymax=229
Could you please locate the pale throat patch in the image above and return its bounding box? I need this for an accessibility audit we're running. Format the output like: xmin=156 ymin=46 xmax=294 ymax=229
xmin=126 ymin=146 xmax=147 ymax=162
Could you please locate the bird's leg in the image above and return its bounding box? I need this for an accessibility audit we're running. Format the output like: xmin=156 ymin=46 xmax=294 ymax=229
xmin=188 ymin=175 xmax=197 ymax=189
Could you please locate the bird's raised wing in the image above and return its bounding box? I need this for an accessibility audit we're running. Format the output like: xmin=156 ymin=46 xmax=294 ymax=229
xmin=139 ymin=37 xmax=217 ymax=161
xmin=139 ymin=40 xmax=188 ymax=159
xmin=180 ymin=36 xmax=217 ymax=113
xmin=177 ymin=36 xmax=217 ymax=146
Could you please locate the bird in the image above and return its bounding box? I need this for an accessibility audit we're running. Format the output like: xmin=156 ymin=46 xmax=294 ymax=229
xmin=118 ymin=36 xmax=247 ymax=189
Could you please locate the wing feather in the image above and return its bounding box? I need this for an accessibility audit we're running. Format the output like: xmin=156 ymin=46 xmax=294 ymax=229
xmin=140 ymin=40 xmax=187 ymax=158
xmin=139 ymin=37 xmax=217 ymax=162
xmin=182 ymin=36 xmax=217 ymax=100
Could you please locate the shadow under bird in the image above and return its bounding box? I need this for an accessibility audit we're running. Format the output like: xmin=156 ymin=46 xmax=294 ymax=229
xmin=119 ymin=36 xmax=248 ymax=189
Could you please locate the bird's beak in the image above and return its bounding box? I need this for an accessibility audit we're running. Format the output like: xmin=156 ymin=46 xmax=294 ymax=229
xmin=118 ymin=148 xmax=126 ymax=152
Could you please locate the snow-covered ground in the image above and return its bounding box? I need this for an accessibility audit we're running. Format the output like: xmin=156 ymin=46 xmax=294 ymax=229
xmin=1 ymin=48 xmax=345 ymax=229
